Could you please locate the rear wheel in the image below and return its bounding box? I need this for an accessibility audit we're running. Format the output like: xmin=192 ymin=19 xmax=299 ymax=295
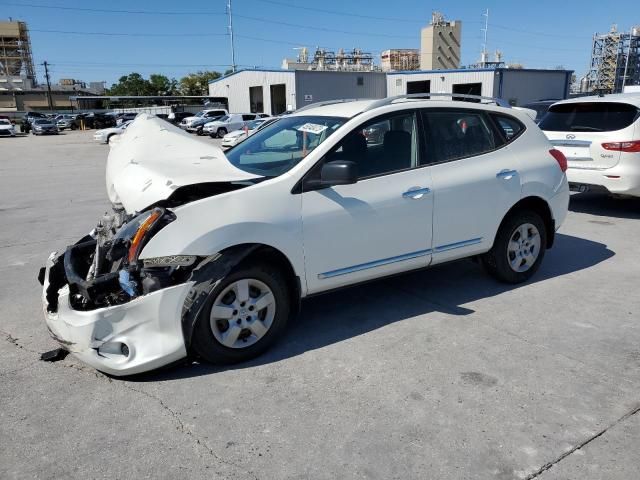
xmin=192 ymin=264 xmax=290 ymax=365
xmin=217 ymin=128 xmax=227 ymax=138
xmin=482 ymin=211 xmax=547 ymax=284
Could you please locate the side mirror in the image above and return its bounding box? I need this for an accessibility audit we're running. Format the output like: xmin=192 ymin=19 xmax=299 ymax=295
xmin=321 ymin=160 xmax=358 ymax=186
xmin=304 ymin=160 xmax=358 ymax=191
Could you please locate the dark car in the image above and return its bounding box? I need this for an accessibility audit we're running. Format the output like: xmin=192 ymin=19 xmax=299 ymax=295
xmin=32 ymin=119 xmax=59 ymax=135
xmin=116 ymin=112 xmax=138 ymax=125
xmin=521 ymin=100 xmax=561 ymax=124
xmin=76 ymin=113 xmax=117 ymax=129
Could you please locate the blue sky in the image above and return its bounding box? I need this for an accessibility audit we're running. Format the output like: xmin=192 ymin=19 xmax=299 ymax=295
xmin=1 ymin=0 xmax=638 ymax=86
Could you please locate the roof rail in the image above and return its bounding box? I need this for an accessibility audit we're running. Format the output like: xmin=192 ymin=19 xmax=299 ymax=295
xmin=294 ymin=98 xmax=359 ymax=113
xmin=362 ymin=93 xmax=512 ymax=112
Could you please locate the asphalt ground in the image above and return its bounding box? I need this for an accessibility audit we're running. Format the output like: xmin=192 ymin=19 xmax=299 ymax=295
xmin=1 ymin=129 xmax=639 ymax=480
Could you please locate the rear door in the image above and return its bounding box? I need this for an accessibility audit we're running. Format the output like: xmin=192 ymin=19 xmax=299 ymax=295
xmin=540 ymin=101 xmax=639 ymax=170
xmin=421 ymin=108 xmax=522 ymax=263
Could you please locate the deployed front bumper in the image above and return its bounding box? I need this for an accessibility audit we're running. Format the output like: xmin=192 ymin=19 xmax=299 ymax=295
xmin=41 ymin=249 xmax=192 ymax=376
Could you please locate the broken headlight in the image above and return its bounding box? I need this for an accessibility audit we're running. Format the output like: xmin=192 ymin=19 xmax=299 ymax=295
xmin=108 ymin=207 xmax=176 ymax=266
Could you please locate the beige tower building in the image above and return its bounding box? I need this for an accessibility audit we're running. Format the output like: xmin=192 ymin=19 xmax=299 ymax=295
xmin=420 ymin=12 xmax=462 ymax=70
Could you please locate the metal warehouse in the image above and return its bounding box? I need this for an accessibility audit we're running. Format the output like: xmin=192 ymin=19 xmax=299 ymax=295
xmin=209 ymin=67 xmax=573 ymax=115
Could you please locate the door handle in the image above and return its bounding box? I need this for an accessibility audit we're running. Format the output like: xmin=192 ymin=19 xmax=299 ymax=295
xmin=496 ymin=169 xmax=518 ymax=180
xmin=402 ymin=187 xmax=431 ymax=199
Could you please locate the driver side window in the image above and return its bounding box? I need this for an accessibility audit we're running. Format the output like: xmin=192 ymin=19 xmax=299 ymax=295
xmin=326 ymin=111 xmax=419 ymax=179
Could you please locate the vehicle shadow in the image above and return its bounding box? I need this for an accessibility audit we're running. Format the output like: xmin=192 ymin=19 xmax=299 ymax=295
xmin=128 ymin=233 xmax=615 ymax=382
xmin=570 ymin=192 xmax=640 ymax=220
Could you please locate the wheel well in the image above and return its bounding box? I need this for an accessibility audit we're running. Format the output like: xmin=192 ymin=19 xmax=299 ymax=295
xmin=233 ymin=244 xmax=302 ymax=319
xmin=501 ymin=197 xmax=555 ymax=248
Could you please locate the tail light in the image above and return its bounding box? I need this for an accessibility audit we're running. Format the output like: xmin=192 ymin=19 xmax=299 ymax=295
xmin=549 ymin=149 xmax=567 ymax=172
xmin=601 ymin=140 xmax=640 ymax=152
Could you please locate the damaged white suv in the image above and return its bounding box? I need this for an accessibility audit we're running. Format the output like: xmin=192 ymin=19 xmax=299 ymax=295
xmin=40 ymin=96 xmax=569 ymax=376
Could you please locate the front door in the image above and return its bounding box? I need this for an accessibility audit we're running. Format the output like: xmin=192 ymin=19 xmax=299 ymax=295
xmin=301 ymin=109 xmax=434 ymax=294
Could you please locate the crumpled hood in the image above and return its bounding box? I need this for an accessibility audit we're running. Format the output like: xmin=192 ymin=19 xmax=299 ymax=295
xmin=106 ymin=114 xmax=260 ymax=213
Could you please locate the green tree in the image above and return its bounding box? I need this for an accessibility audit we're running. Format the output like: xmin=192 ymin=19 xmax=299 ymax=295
xmin=149 ymin=74 xmax=179 ymax=95
xmin=179 ymin=70 xmax=222 ymax=95
xmin=107 ymin=73 xmax=153 ymax=96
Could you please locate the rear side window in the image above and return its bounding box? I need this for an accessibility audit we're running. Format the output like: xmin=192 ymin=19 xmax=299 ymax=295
xmin=492 ymin=114 xmax=525 ymax=142
xmin=539 ymin=102 xmax=639 ymax=132
xmin=421 ymin=109 xmax=497 ymax=164
xmin=242 ymin=114 xmax=257 ymax=121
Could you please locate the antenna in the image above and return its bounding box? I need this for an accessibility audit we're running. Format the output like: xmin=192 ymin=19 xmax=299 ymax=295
xmin=481 ymin=8 xmax=489 ymax=65
xmin=227 ymin=0 xmax=237 ymax=72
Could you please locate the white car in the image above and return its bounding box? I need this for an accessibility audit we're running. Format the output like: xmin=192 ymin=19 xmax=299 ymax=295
xmin=540 ymin=94 xmax=640 ymax=197
xmin=203 ymin=113 xmax=259 ymax=138
xmin=40 ymin=96 xmax=569 ymax=376
xmin=180 ymin=109 xmax=228 ymax=129
xmin=93 ymin=121 xmax=132 ymax=144
xmin=221 ymin=117 xmax=277 ymax=148
xmin=0 ymin=118 xmax=16 ymax=137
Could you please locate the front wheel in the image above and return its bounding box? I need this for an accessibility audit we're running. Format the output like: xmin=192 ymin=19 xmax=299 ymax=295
xmin=482 ymin=211 xmax=547 ymax=284
xmin=217 ymin=128 xmax=227 ymax=138
xmin=192 ymin=264 xmax=290 ymax=365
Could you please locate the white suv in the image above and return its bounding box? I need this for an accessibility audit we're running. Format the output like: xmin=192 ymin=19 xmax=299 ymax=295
xmin=180 ymin=109 xmax=228 ymax=129
xmin=40 ymin=96 xmax=569 ymax=376
xmin=203 ymin=113 xmax=258 ymax=138
xmin=540 ymin=94 xmax=640 ymax=197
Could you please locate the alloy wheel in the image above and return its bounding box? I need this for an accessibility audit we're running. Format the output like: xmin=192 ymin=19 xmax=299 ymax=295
xmin=507 ymin=223 xmax=541 ymax=273
xmin=209 ymin=278 xmax=276 ymax=349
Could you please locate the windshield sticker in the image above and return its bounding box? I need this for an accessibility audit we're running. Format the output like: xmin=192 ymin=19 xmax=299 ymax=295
xmin=297 ymin=123 xmax=328 ymax=135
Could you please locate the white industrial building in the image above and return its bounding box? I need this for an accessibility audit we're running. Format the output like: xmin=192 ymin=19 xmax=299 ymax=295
xmin=209 ymin=67 xmax=573 ymax=115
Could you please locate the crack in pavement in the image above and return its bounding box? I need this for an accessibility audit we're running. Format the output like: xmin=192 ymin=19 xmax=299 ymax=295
xmin=0 ymin=330 xmax=259 ymax=480
xmin=525 ymin=403 xmax=640 ymax=479
xmin=122 ymin=383 xmax=259 ymax=480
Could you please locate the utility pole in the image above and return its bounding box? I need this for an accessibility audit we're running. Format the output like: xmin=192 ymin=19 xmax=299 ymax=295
xmin=480 ymin=9 xmax=489 ymax=66
xmin=42 ymin=61 xmax=53 ymax=110
xmin=227 ymin=0 xmax=237 ymax=72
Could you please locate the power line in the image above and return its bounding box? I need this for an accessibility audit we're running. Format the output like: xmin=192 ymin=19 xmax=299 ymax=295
xmin=0 ymin=1 xmax=225 ymax=16
xmin=30 ymin=29 xmax=228 ymax=37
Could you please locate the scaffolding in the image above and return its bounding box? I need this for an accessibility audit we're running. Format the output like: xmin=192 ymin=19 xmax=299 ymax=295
xmin=0 ymin=21 xmax=36 ymax=84
xmin=585 ymin=25 xmax=640 ymax=94
xmin=381 ymin=49 xmax=420 ymax=71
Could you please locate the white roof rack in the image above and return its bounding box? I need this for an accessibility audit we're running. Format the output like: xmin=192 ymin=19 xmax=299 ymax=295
xmin=363 ymin=93 xmax=511 ymax=112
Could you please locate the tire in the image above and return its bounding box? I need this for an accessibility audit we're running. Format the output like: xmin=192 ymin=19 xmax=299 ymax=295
xmin=192 ymin=264 xmax=290 ymax=365
xmin=217 ymin=128 xmax=227 ymax=138
xmin=482 ymin=210 xmax=547 ymax=284
xmin=196 ymin=127 xmax=204 ymax=136
xmin=71 ymin=124 xmax=77 ymax=131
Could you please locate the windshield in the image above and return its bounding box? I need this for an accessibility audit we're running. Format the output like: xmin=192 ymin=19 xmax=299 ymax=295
xmin=35 ymin=119 xmax=52 ymax=125
xmin=225 ymin=115 xmax=346 ymax=177
xmin=0 ymin=119 xmax=10 ymax=125
xmin=194 ymin=111 xmax=204 ymax=117
xmin=217 ymin=115 xmax=229 ymax=122
xmin=539 ymin=102 xmax=640 ymax=132
xmin=247 ymin=120 xmax=264 ymax=129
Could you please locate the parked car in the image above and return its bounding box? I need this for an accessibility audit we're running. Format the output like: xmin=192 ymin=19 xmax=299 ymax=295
xmin=93 ymin=120 xmax=133 ymax=144
xmin=185 ymin=115 xmax=225 ymax=135
xmin=180 ymin=109 xmax=229 ymax=129
xmin=0 ymin=118 xmax=16 ymax=137
xmin=204 ymin=113 xmax=257 ymax=138
xmin=76 ymin=113 xmax=117 ymax=129
xmin=539 ymin=94 xmax=640 ymax=198
xmin=221 ymin=117 xmax=276 ymax=148
xmin=24 ymin=111 xmax=47 ymax=124
xmin=39 ymin=97 xmax=569 ymax=376
xmin=168 ymin=111 xmax=198 ymax=125
xmin=31 ymin=118 xmax=59 ymax=135
xmin=521 ymin=100 xmax=562 ymax=124
xmin=56 ymin=114 xmax=78 ymax=130
xmin=116 ymin=112 xmax=138 ymax=125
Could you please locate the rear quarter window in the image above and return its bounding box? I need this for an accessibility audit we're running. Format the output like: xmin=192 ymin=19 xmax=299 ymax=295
xmin=539 ymin=102 xmax=639 ymax=132
xmin=491 ymin=114 xmax=525 ymax=143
